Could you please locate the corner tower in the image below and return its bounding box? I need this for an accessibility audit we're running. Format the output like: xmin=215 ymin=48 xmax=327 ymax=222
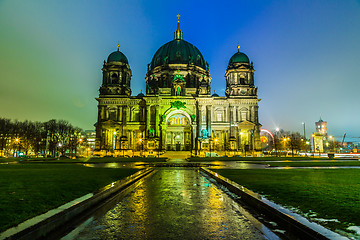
xmin=95 ymin=45 xmax=133 ymax=152
xmin=225 ymin=46 xmax=257 ymax=97
xmin=100 ymin=45 xmax=132 ymax=96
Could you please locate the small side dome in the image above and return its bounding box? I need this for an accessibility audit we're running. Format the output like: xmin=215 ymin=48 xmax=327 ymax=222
xmin=211 ymin=90 xmax=219 ymax=97
xmin=229 ymin=45 xmax=250 ymax=64
xmin=107 ymin=49 xmax=129 ymax=64
xmin=229 ymin=52 xmax=250 ymax=64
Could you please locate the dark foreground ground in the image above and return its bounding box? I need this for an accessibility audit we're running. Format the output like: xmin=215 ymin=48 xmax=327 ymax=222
xmin=213 ymin=168 xmax=360 ymax=236
xmin=63 ymin=168 xmax=276 ymax=240
xmin=0 ymin=164 xmax=137 ymax=232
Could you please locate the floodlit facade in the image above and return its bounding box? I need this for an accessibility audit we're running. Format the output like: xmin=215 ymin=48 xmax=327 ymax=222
xmin=94 ymin=21 xmax=261 ymax=156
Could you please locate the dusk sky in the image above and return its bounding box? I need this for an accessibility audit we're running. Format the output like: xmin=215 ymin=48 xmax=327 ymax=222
xmin=0 ymin=0 xmax=359 ymax=141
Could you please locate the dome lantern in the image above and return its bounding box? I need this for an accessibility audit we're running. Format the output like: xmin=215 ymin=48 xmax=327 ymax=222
xmin=174 ymin=14 xmax=183 ymax=40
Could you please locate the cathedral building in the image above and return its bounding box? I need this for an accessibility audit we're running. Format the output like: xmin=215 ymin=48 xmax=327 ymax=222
xmin=94 ymin=20 xmax=262 ymax=156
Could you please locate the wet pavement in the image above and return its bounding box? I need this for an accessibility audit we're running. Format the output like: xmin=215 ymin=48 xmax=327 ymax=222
xmin=63 ymin=168 xmax=277 ymax=239
xmin=83 ymin=161 xmax=268 ymax=169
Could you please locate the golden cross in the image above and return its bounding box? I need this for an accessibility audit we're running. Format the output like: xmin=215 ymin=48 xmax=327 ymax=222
xmin=177 ymin=14 xmax=180 ymax=22
xmin=237 ymin=45 xmax=240 ymax=51
xmin=117 ymin=43 xmax=120 ymax=50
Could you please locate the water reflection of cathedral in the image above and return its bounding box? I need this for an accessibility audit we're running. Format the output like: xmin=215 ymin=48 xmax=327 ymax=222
xmin=94 ymin=19 xmax=261 ymax=155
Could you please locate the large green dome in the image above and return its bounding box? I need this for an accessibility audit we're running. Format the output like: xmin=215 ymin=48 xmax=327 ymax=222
xmin=107 ymin=50 xmax=128 ymax=64
xmin=229 ymin=51 xmax=250 ymax=64
xmin=150 ymin=39 xmax=206 ymax=70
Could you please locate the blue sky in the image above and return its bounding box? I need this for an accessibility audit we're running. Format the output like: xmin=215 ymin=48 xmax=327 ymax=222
xmin=0 ymin=0 xmax=359 ymax=141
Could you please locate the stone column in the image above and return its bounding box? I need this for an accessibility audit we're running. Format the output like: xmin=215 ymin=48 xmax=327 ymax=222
xmin=155 ymin=106 xmax=159 ymax=136
xmin=146 ymin=105 xmax=151 ymax=138
xmin=206 ymin=105 xmax=211 ymax=137
xmin=117 ymin=106 xmax=122 ymax=122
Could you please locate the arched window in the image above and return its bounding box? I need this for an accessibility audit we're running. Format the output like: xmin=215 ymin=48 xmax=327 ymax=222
xmin=111 ymin=73 xmax=118 ymax=84
xmin=240 ymin=108 xmax=248 ymax=121
xmin=176 ymin=86 xmax=181 ymax=96
xmin=168 ymin=114 xmax=189 ymax=126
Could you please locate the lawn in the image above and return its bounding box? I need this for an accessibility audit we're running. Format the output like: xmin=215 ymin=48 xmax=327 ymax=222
xmin=212 ymin=169 xmax=360 ymax=234
xmin=187 ymin=156 xmax=332 ymax=162
xmin=0 ymin=156 xmax=168 ymax=164
xmin=0 ymin=164 xmax=138 ymax=232
xmin=255 ymin=160 xmax=360 ymax=167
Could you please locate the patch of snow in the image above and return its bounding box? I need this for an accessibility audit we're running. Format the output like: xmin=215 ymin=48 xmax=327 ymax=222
xmin=273 ymin=229 xmax=286 ymax=234
xmin=312 ymin=218 xmax=340 ymax=223
xmin=348 ymin=226 xmax=360 ymax=236
xmin=269 ymin=221 xmax=278 ymax=227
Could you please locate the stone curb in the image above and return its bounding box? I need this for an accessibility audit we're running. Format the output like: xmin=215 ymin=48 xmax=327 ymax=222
xmin=3 ymin=168 xmax=154 ymax=240
xmin=200 ymin=167 xmax=343 ymax=240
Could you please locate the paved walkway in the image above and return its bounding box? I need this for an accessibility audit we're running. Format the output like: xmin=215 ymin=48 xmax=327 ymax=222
xmin=63 ymin=169 xmax=278 ymax=240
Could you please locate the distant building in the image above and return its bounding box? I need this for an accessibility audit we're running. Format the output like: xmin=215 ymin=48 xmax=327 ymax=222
xmin=315 ymin=117 xmax=327 ymax=136
xmin=77 ymin=130 xmax=96 ymax=156
xmin=312 ymin=118 xmax=329 ymax=152
xmin=94 ymin=19 xmax=261 ymax=156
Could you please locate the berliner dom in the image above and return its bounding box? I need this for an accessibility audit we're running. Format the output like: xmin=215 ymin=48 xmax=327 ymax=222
xmin=94 ymin=18 xmax=261 ymax=156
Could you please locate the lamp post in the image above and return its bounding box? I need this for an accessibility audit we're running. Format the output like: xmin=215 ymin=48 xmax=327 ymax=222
xmin=209 ymin=137 xmax=212 ymax=157
xmin=132 ymin=131 xmax=135 ymax=157
xmin=273 ymin=129 xmax=278 ymax=157
xmin=14 ymin=138 xmax=20 ymax=157
xmin=239 ymin=132 xmax=243 ymax=157
xmin=251 ymin=128 xmax=255 ymax=157
xmin=283 ymin=137 xmax=287 ymax=157
xmin=214 ymin=138 xmax=218 ymax=155
xmin=58 ymin=143 xmax=62 ymax=158
xmin=113 ymin=131 xmax=116 ymax=152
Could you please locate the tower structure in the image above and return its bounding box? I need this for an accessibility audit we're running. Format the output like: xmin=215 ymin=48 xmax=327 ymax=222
xmin=315 ymin=117 xmax=327 ymax=136
xmin=99 ymin=45 xmax=132 ymax=97
xmin=94 ymin=18 xmax=262 ymax=156
xmin=225 ymin=45 xmax=257 ymax=97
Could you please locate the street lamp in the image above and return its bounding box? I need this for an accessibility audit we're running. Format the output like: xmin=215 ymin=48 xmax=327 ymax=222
xmin=113 ymin=131 xmax=116 ymax=151
xmin=209 ymin=137 xmax=212 ymax=157
xmin=239 ymin=132 xmax=243 ymax=156
xmin=214 ymin=138 xmax=218 ymax=155
xmin=14 ymin=138 xmax=20 ymax=157
xmin=283 ymin=137 xmax=287 ymax=157
xmin=58 ymin=143 xmax=62 ymax=157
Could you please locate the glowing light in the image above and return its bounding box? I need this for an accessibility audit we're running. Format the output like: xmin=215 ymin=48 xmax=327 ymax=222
xmin=260 ymin=136 xmax=268 ymax=143
xmin=261 ymin=129 xmax=274 ymax=142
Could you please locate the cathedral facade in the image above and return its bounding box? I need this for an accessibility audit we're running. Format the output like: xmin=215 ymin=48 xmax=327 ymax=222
xmin=94 ymin=21 xmax=261 ymax=156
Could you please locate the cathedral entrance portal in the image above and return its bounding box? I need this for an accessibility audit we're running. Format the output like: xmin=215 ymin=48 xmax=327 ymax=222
xmin=165 ymin=112 xmax=192 ymax=151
